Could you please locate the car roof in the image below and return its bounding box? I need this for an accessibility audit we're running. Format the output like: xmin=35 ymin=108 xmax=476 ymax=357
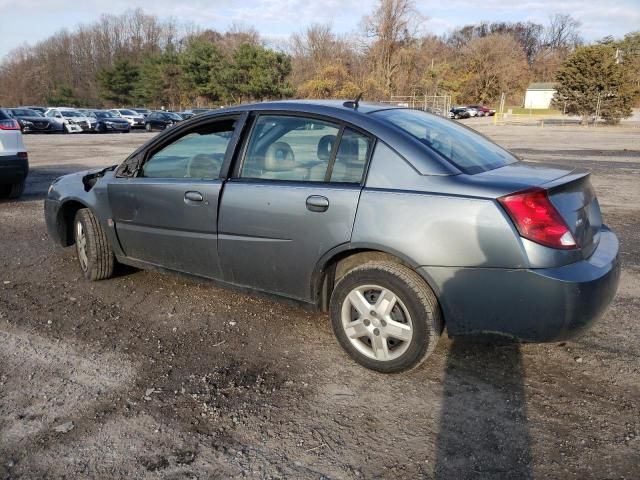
xmin=135 ymin=100 xmax=460 ymax=176
xmin=228 ymin=99 xmax=398 ymax=115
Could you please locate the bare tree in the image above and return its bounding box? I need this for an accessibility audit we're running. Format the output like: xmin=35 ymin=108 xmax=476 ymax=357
xmin=361 ymin=0 xmax=424 ymax=94
xmin=543 ymin=14 xmax=582 ymax=50
xmin=459 ymin=34 xmax=530 ymax=104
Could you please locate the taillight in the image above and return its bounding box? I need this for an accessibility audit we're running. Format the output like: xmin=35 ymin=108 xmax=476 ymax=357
xmin=0 ymin=119 xmax=20 ymax=130
xmin=498 ymin=187 xmax=577 ymax=250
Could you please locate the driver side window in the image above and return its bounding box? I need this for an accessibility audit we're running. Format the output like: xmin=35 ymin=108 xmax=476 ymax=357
xmin=141 ymin=120 xmax=236 ymax=179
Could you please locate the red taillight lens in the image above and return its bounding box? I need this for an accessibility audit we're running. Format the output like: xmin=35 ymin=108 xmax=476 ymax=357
xmin=0 ymin=119 xmax=20 ymax=130
xmin=498 ymin=187 xmax=577 ymax=250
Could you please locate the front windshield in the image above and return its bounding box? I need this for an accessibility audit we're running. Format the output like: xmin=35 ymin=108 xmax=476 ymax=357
xmin=95 ymin=111 xmax=116 ymax=118
xmin=372 ymin=108 xmax=518 ymax=174
xmin=62 ymin=111 xmax=84 ymax=118
xmin=119 ymin=109 xmax=136 ymax=116
xmin=10 ymin=109 xmax=41 ymax=117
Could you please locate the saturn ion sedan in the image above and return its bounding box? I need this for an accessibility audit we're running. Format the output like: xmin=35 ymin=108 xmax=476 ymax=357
xmin=44 ymin=100 xmax=620 ymax=372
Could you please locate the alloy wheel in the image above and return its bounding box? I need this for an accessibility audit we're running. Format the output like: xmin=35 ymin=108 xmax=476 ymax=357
xmin=341 ymin=284 xmax=413 ymax=361
xmin=76 ymin=220 xmax=88 ymax=271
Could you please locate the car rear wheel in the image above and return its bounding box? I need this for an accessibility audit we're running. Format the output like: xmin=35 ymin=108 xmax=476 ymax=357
xmin=7 ymin=181 xmax=25 ymax=199
xmin=74 ymin=208 xmax=114 ymax=281
xmin=330 ymin=261 xmax=442 ymax=373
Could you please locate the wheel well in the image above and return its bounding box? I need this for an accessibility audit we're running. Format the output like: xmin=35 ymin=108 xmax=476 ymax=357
xmin=58 ymin=200 xmax=87 ymax=247
xmin=316 ymin=249 xmax=413 ymax=312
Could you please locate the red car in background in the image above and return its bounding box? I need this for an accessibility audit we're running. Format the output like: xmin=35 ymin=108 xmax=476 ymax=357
xmin=468 ymin=105 xmax=496 ymax=116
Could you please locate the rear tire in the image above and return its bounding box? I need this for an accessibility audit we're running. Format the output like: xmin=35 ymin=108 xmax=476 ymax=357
xmin=7 ymin=181 xmax=25 ymax=199
xmin=73 ymin=208 xmax=114 ymax=281
xmin=330 ymin=261 xmax=442 ymax=373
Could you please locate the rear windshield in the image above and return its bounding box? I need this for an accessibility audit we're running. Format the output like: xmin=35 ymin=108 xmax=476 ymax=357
xmin=372 ymin=108 xmax=518 ymax=174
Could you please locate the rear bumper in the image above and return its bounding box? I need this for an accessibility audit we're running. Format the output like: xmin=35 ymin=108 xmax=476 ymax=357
xmin=419 ymin=227 xmax=621 ymax=342
xmin=0 ymin=154 xmax=29 ymax=184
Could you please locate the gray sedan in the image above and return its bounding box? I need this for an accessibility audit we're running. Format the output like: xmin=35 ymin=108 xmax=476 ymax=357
xmin=44 ymin=100 xmax=620 ymax=372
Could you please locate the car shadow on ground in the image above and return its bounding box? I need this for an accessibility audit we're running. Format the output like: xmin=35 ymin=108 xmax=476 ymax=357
xmin=434 ymin=338 xmax=533 ymax=479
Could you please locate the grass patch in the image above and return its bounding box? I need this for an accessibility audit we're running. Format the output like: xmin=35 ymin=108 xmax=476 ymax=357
xmin=496 ymin=106 xmax=562 ymax=115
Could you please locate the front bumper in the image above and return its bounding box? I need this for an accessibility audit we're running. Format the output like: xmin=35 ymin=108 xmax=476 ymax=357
xmin=22 ymin=122 xmax=59 ymax=133
xmin=44 ymin=198 xmax=68 ymax=246
xmin=105 ymin=122 xmax=131 ymax=131
xmin=419 ymin=227 xmax=621 ymax=342
xmin=0 ymin=154 xmax=29 ymax=184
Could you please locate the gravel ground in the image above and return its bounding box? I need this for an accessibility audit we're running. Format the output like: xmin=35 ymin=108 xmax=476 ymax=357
xmin=1 ymin=124 xmax=639 ymax=479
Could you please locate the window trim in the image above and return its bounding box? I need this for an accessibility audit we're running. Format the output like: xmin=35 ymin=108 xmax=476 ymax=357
xmin=233 ymin=111 xmax=376 ymax=186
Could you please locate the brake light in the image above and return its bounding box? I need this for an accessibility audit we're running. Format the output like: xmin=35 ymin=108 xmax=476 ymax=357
xmin=498 ymin=187 xmax=577 ymax=249
xmin=0 ymin=119 xmax=20 ymax=130
xmin=18 ymin=152 xmax=28 ymax=159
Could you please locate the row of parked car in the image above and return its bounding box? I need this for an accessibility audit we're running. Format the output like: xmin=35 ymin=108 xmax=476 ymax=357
xmin=449 ymin=105 xmax=496 ymax=119
xmin=0 ymin=106 xmax=215 ymax=134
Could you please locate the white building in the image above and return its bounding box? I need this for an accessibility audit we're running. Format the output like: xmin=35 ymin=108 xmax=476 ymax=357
xmin=523 ymin=82 xmax=557 ymax=109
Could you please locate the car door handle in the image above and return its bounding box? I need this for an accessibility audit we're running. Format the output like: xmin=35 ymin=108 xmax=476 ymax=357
xmin=184 ymin=191 xmax=204 ymax=203
xmin=306 ymin=195 xmax=329 ymax=212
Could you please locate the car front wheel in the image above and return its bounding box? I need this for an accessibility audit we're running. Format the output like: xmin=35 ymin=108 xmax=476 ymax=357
xmin=145 ymin=123 xmax=152 ymax=132
xmin=74 ymin=208 xmax=114 ymax=281
xmin=330 ymin=261 xmax=442 ymax=373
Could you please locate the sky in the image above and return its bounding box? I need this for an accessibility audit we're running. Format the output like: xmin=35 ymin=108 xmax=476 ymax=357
xmin=1 ymin=0 xmax=639 ymax=60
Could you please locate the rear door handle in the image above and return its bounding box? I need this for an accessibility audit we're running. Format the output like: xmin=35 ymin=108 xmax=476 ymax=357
xmin=184 ymin=191 xmax=204 ymax=203
xmin=306 ymin=195 xmax=329 ymax=212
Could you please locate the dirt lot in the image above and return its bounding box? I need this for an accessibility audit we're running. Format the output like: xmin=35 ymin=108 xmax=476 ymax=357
xmin=1 ymin=125 xmax=639 ymax=479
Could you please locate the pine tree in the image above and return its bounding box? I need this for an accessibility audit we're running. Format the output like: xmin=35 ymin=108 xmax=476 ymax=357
xmin=97 ymin=59 xmax=140 ymax=106
xmin=555 ymin=45 xmax=634 ymax=125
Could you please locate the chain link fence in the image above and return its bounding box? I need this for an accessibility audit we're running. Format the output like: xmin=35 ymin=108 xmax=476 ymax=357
xmin=378 ymin=95 xmax=452 ymax=117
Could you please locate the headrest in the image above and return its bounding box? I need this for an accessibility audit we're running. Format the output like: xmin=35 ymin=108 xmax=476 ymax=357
xmin=339 ymin=135 xmax=360 ymax=162
xmin=188 ymin=154 xmax=219 ymax=178
xmin=264 ymin=142 xmax=295 ymax=171
xmin=317 ymin=135 xmax=337 ymax=161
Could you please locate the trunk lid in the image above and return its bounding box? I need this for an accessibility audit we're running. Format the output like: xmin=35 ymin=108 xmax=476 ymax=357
xmin=544 ymin=170 xmax=602 ymax=258
xmin=476 ymin=162 xmax=602 ymax=258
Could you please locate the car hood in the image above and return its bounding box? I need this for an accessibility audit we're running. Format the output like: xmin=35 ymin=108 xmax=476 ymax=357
xmin=64 ymin=116 xmax=92 ymax=122
xmin=48 ymin=165 xmax=117 ymax=200
xmin=18 ymin=116 xmax=51 ymax=122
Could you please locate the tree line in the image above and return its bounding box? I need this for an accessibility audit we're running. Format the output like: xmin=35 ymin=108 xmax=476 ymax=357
xmin=0 ymin=1 xmax=638 ymax=122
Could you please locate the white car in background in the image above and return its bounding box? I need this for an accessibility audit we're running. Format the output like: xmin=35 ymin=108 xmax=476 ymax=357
xmin=0 ymin=109 xmax=28 ymax=198
xmin=44 ymin=108 xmax=95 ymax=133
xmin=108 ymin=109 xmax=145 ymax=128
xmin=465 ymin=106 xmax=478 ymax=117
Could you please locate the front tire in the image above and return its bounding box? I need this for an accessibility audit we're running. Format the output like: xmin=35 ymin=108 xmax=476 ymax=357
xmin=330 ymin=261 xmax=442 ymax=373
xmin=145 ymin=123 xmax=152 ymax=132
xmin=73 ymin=208 xmax=114 ymax=281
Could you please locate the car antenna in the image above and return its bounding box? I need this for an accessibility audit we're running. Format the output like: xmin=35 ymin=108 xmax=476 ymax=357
xmin=343 ymin=93 xmax=363 ymax=110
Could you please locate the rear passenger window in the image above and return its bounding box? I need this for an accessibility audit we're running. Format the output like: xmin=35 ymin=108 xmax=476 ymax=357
xmin=330 ymin=128 xmax=371 ymax=183
xmin=241 ymin=115 xmax=340 ymax=182
xmin=141 ymin=120 xmax=235 ymax=179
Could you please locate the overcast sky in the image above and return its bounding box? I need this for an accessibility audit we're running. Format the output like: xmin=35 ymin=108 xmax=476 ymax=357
xmin=1 ymin=0 xmax=639 ymax=60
